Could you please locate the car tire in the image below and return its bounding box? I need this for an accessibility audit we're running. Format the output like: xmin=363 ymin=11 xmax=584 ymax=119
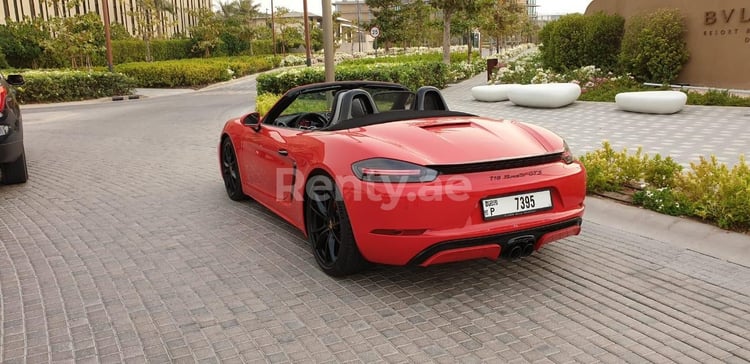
xmin=305 ymin=174 xmax=369 ymax=277
xmin=220 ymin=138 xmax=248 ymax=201
xmin=1 ymin=150 xmax=28 ymax=185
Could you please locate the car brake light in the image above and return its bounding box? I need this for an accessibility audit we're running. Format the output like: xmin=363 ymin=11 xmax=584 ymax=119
xmin=353 ymin=158 xmax=438 ymax=183
xmin=562 ymin=141 xmax=575 ymax=164
xmin=0 ymin=86 xmax=7 ymax=113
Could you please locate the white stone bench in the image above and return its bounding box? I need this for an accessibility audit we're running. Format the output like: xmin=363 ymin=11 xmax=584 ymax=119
xmin=615 ymin=91 xmax=687 ymax=114
xmin=471 ymin=84 xmax=519 ymax=102
xmin=507 ymin=83 xmax=581 ymax=108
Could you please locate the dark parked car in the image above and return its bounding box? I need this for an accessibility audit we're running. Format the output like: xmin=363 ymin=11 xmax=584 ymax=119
xmin=0 ymin=73 xmax=27 ymax=184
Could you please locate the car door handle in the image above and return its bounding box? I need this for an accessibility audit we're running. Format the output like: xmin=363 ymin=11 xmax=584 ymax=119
xmin=278 ymin=149 xmax=288 ymax=156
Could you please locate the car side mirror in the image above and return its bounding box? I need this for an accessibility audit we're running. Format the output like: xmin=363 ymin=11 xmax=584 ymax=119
xmin=243 ymin=112 xmax=261 ymax=131
xmin=6 ymin=74 xmax=24 ymax=86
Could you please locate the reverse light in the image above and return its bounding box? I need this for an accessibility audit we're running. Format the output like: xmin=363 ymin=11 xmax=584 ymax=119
xmin=562 ymin=141 xmax=575 ymax=164
xmin=352 ymin=158 xmax=438 ymax=183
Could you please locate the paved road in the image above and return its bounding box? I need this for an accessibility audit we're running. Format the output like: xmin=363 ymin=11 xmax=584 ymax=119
xmin=1 ymin=74 xmax=749 ymax=363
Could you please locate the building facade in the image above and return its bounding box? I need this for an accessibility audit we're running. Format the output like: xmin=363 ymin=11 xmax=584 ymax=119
xmin=587 ymin=0 xmax=750 ymax=89
xmin=1 ymin=0 xmax=211 ymax=37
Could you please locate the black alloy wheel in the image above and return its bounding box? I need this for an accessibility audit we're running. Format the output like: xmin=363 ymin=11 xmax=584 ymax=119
xmin=221 ymin=138 xmax=247 ymax=201
xmin=305 ymin=175 xmax=368 ymax=276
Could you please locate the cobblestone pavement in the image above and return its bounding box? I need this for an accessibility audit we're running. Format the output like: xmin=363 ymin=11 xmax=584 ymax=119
xmin=1 ymin=75 xmax=749 ymax=363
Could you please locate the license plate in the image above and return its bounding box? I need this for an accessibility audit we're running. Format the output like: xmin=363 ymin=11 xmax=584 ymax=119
xmin=481 ymin=190 xmax=552 ymax=219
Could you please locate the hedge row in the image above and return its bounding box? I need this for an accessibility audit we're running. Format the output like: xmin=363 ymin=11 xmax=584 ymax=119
xmin=540 ymin=9 xmax=688 ymax=83
xmin=104 ymin=39 xmax=279 ymax=65
xmin=15 ymin=70 xmax=134 ymax=104
xmin=257 ymin=62 xmax=449 ymax=95
xmin=539 ymin=13 xmax=624 ymax=73
xmin=115 ymin=56 xmax=280 ymax=88
xmin=109 ymin=40 xmax=193 ymax=63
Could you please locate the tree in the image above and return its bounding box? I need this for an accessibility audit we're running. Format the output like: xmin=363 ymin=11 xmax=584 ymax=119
xmin=216 ymin=0 xmax=263 ymax=54
xmin=0 ymin=19 xmax=48 ymax=68
xmin=452 ymin=0 xmax=486 ymax=62
xmin=478 ymin=0 xmax=527 ymax=53
xmin=400 ymin=0 xmax=435 ymax=48
xmin=274 ymin=7 xmax=303 ymax=55
xmin=365 ymin=0 xmax=406 ymax=51
xmin=129 ymin=0 xmax=175 ymax=61
xmin=189 ymin=8 xmax=224 ymax=57
xmin=429 ymin=0 xmax=467 ymax=64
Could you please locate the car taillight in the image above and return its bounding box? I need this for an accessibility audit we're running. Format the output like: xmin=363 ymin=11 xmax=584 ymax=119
xmin=0 ymin=86 xmax=7 ymax=114
xmin=562 ymin=141 xmax=575 ymax=164
xmin=352 ymin=158 xmax=438 ymax=183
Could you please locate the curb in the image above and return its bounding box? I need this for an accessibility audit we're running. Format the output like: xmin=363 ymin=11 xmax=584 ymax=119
xmin=585 ymin=196 xmax=750 ymax=268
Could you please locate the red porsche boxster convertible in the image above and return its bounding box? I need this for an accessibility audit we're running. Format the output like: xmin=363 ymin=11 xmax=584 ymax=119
xmin=220 ymin=81 xmax=585 ymax=276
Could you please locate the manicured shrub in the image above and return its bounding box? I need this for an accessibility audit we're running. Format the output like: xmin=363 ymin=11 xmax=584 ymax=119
xmin=250 ymin=40 xmax=275 ymax=55
xmin=256 ymin=61 xmax=450 ymax=95
xmin=619 ymin=8 xmax=689 ymax=84
xmin=539 ymin=14 xmax=587 ymax=71
xmin=644 ymin=154 xmax=683 ymax=188
xmin=110 ymin=39 xmax=193 ymax=63
xmin=15 ymin=70 xmax=135 ymax=103
xmin=686 ymin=89 xmax=750 ymax=107
xmin=583 ymin=12 xmax=626 ymax=72
xmin=677 ymin=156 xmax=750 ymax=230
xmin=578 ymin=141 xmax=643 ymax=192
xmin=539 ymin=13 xmax=624 ymax=72
xmin=116 ymin=61 xmax=233 ymax=88
xmin=632 ymin=187 xmax=693 ymax=216
xmin=115 ymin=56 xmax=277 ymax=88
xmin=0 ymin=50 xmax=8 ymax=68
xmin=256 ymin=93 xmax=281 ymax=116
xmin=580 ymin=141 xmax=749 ymax=231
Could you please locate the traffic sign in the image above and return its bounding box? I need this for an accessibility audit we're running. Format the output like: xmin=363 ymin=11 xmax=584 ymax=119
xmin=370 ymin=26 xmax=380 ymax=38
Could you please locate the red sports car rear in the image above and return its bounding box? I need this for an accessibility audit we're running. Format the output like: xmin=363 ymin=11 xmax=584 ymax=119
xmin=219 ymin=82 xmax=585 ymax=276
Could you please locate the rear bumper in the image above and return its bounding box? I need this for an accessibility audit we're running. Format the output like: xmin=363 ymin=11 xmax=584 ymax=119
xmin=0 ymin=140 xmax=23 ymax=163
xmin=410 ymin=217 xmax=582 ymax=266
xmin=341 ymin=162 xmax=586 ymax=266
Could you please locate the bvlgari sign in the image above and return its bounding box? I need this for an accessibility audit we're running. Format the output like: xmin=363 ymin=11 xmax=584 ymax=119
xmin=704 ymin=8 xmax=750 ymax=42
xmin=587 ymin=0 xmax=750 ymax=89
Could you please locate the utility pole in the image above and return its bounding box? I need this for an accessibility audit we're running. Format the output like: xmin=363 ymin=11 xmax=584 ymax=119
xmin=322 ymin=0 xmax=334 ymax=82
xmin=102 ymin=0 xmax=113 ymax=71
xmin=356 ymin=0 xmax=361 ymax=52
xmin=303 ymin=0 xmax=312 ymax=66
xmin=271 ymin=0 xmax=276 ymax=56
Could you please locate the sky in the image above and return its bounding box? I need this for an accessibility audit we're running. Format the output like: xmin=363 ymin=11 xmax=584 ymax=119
xmin=247 ymin=0 xmax=593 ymax=16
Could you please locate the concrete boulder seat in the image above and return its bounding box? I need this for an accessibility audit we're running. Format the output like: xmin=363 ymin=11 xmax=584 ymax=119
xmin=507 ymin=83 xmax=582 ymax=108
xmin=471 ymin=84 xmax=519 ymax=102
xmin=615 ymin=91 xmax=687 ymax=114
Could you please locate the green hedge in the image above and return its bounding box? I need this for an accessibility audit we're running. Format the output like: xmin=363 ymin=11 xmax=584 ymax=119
xmin=257 ymin=62 xmax=449 ymax=95
xmin=539 ymin=12 xmax=624 ymax=72
xmin=619 ymin=8 xmax=689 ymax=84
xmin=15 ymin=70 xmax=135 ymax=103
xmin=115 ymin=56 xmax=279 ymax=88
xmin=109 ymin=39 xmax=193 ymax=64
